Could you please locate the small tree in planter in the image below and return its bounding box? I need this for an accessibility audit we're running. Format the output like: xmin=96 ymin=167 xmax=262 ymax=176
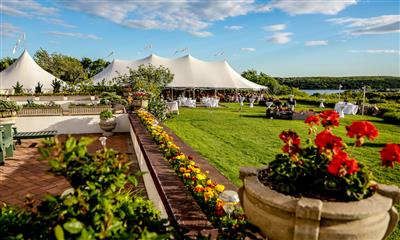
xmin=51 ymin=79 xmax=62 ymax=93
xmin=99 ymin=109 xmax=116 ymax=136
xmin=12 ymin=81 xmax=24 ymax=95
xmin=34 ymin=82 xmax=43 ymax=97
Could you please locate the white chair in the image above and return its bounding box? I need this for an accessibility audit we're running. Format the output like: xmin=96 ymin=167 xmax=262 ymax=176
xmin=166 ymin=101 xmax=179 ymax=115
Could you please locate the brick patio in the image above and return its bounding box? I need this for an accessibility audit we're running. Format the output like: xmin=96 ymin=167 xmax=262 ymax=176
xmin=0 ymin=133 xmax=142 ymax=207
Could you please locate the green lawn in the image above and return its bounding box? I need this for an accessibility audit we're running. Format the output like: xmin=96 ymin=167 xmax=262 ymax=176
xmin=165 ymin=102 xmax=400 ymax=239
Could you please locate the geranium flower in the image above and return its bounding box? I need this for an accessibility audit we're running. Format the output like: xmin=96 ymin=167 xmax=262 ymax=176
xmin=380 ymin=143 xmax=400 ymax=168
xmin=327 ymin=151 xmax=359 ymax=177
xmin=305 ymin=115 xmax=320 ymax=126
xmin=279 ymin=130 xmax=301 ymax=146
xmin=319 ymin=110 xmax=340 ymax=128
xmin=315 ymin=130 xmax=343 ymax=154
xmin=279 ymin=130 xmax=301 ymax=160
xmin=346 ymin=121 xmax=379 ymax=146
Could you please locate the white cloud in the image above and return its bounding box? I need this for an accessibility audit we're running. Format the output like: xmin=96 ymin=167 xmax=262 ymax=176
xmin=0 ymin=0 xmax=57 ymax=17
xmin=348 ymin=49 xmax=400 ymax=55
xmin=47 ymin=31 xmax=101 ymax=40
xmin=328 ymin=15 xmax=400 ymax=35
xmin=241 ymin=48 xmax=256 ymax=52
xmin=263 ymin=24 xmax=286 ymax=31
xmin=1 ymin=1 xmax=77 ymax=29
xmin=189 ymin=31 xmax=213 ymax=37
xmin=268 ymin=0 xmax=357 ymax=15
xmin=38 ymin=17 xmax=76 ymax=28
xmin=305 ymin=40 xmax=328 ymax=46
xmin=63 ymin=0 xmax=271 ymax=36
xmin=225 ymin=25 xmax=243 ymax=30
xmin=267 ymin=32 xmax=292 ymax=44
xmin=0 ymin=23 xmax=22 ymax=38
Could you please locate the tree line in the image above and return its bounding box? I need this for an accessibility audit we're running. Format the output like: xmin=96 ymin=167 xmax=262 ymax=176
xmin=275 ymin=76 xmax=400 ymax=90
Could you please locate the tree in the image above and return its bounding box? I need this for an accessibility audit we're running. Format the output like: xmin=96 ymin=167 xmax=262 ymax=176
xmin=34 ymin=49 xmax=86 ymax=83
xmin=81 ymin=58 xmax=109 ymax=78
xmin=242 ymin=69 xmax=281 ymax=94
xmin=0 ymin=57 xmax=17 ymax=71
xmin=119 ymin=64 xmax=174 ymax=97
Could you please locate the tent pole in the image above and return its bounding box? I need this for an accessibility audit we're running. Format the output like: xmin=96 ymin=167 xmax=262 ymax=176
xmin=171 ymin=88 xmax=174 ymax=100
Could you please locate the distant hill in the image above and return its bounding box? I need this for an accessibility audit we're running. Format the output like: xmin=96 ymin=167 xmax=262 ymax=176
xmin=276 ymin=76 xmax=400 ymax=90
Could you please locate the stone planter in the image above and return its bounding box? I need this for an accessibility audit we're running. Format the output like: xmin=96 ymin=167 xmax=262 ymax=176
xmin=239 ymin=167 xmax=400 ymax=240
xmin=99 ymin=117 xmax=117 ymax=136
xmin=132 ymin=99 xmax=148 ymax=110
xmin=0 ymin=111 xmax=17 ymax=124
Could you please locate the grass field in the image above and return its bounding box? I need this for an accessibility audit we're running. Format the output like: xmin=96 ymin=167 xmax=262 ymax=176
xmin=165 ymin=102 xmax=400 ymax=239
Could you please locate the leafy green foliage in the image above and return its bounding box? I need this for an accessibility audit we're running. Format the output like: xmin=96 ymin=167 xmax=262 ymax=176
xmin=51 ymin=79 xmax=62 ymax=93
xmin=35 ymin=82 xmax=44 ymax=95
xmin=99 ymin=92 xmax=127 ymax=107
xmin=0 ymin=57 xmax=16 ymax=71
xmin=22 ymin=101 xmax=61 ymax=109
xmin=277 ymin=76 xmax=400 ymax=90
xmin=148 ymin=96 xmax=168 ymax=120
xmin=81 ymin=57 xmax=109 ymax=78
xmin=0 ymin=100 xmax=21 ymax=117
xmin=0 ymin=137 xmax=175 ymax=239
xmin=99 ymin=109 xmax=114 ymax=120
xmin=12 ymin=81 xmax=24 ymax=95
xmin=117 ymin=64 xmax=173 ymax=97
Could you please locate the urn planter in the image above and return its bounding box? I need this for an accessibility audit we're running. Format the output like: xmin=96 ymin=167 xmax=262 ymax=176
xmin=99 ymin=117 xmax=117 ymax=136
xmin=239 ymin=167 xmax=400 ymax=240
xmin=132 ymin=99 xmax=148 ymax=110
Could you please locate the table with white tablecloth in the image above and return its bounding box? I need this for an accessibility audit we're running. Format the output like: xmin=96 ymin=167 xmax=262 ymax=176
xmin=166 ymin=101 xmax=179 ymax=114
xmin=334 ymin=102 xmax=359 ymax=115
xmin=201 ymin=97 xmax=219 ymax=108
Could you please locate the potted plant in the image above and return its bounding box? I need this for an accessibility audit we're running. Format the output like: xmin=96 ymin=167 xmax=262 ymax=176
xmin=132 ymin=91 xmax=149 ymax=110
xmin=99 ymin=109 xmax=116 ymax=136
xmin=239 ymin=110 xmax=400 ymax=240
xmin=0 ymin=100 xmax=21 ymax=123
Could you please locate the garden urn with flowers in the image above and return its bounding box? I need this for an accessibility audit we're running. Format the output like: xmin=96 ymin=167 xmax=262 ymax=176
xmin=239 ymin=110 xmax=400 ymax=240
xmin=132 ymin=91 xmax=149 ymax=110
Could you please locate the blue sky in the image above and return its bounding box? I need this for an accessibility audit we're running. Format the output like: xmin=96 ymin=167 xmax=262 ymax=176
xmin=1 ymin=0 xmax=399 ymax=77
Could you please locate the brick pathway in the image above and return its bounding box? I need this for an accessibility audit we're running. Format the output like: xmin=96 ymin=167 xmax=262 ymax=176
xmin=0 ymin=133 xmax=143 ymax=207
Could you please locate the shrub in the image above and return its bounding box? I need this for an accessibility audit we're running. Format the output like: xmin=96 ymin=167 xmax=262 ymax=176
xmin=99 ymin=92 xmax=127 ymax=107
xmin=0 ymin=137 xmax=175 ymax=239
xmin=382 ymin=111 xmax=400 ymax=125
xmin=51 ymin=79 xmax=62 ymax=93
xmin=99 ymin=109 xmax=113 ymax=120
xmin=34 ymin=82 xmax=44 ymax=95
xmin=12 ymin=81 xmax=24 ymax=95
xmin=0 ymin=100 xmax=21 ymax=117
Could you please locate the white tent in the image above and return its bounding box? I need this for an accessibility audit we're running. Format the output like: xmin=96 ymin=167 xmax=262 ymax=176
xmin=0 ymin=50 xmax=57 ymax=92
xmin=93 ymin=54 xmax=266 ymax=90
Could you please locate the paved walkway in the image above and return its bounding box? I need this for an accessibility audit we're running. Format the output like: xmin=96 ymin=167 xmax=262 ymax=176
xmin=0 ymin=133 xmax=143 ymax=207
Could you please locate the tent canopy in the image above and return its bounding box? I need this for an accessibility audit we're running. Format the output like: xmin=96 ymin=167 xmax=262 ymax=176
xmin=93 ymin=54 xmax=266 ymax=90
xmin=0 ymin=50 xmax=57 ymax=91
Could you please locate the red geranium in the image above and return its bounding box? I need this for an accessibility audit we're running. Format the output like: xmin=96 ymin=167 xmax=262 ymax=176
xmin=315 ymin=130 xmax=343 ymax=154
xmin=346 ymin=121 xmax=378 ymax=146
xmin=305 ymin=115 xmax=320 ymax=126
xmin=327 ymin=151 xmax=359 ymax=177
xmin=279 ymin=130 xmax=300 ymax=146
xmin=319 ymin=110 xmax=340 ymax=128
xmin=380 ymin=143 xmax=400 ymax=168
xmin=279 ymin=130 xmax=301 ymax=160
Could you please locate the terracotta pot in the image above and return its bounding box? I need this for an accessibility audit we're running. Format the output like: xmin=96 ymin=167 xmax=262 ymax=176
xmin=132 ymin=99 xmax=148 ymax=110
xmin=239 ymin=167 xmax=400 ymax=240
xmin=99 ymin=117 xmax=117 ymax=136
